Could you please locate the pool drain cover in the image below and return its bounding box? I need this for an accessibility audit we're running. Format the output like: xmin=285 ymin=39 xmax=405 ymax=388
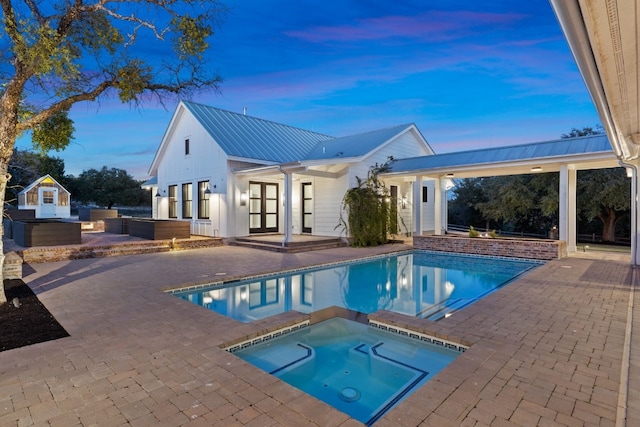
xmin=339 ymin=387 xmax=361 ymax=402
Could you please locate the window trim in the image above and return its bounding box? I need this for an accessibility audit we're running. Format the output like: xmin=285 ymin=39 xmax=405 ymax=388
xmin=168 ymin=185 xmax=178 ymax=218
xmin=182 ymin=182 xmax=193 ymax=219
xmin=197 ymin=181 xmax=210 ymax=219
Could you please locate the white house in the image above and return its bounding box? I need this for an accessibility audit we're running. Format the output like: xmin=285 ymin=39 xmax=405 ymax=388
xmin=17 ymin=174 xmax=71 ymax=219
xmin=147 ymin=101 xmax=442 ymax=241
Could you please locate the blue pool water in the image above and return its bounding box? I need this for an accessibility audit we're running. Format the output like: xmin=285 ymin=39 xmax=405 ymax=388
xmin=173 ymin=250 xmax=541 ymax=322
xmin=233 ymin=317 xmax=460 ymax=425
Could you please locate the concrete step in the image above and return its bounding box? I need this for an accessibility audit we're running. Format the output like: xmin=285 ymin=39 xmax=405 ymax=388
xmin=228 ymin=238 xmax=346 ymax=253
xmin=18 ymin=237 xmax=224 ymax=263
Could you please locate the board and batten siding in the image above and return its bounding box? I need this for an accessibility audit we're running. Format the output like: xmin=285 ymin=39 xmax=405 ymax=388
xmin=156 ymin=109 xmax=228 ymax=223
xmin=313 ymin=174 xmax=348 ymax=237
xmin=349 ymin=128 xmax=432 ymax=187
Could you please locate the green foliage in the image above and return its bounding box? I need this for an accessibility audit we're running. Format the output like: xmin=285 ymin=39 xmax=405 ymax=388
xmin=577 ymin=168 xmax=630 ymax=221
xmin=488 ymin=230 xmax=499 ymax=238
xmin=1 ymin=0 xmax=226 ymax=156
xmin=577 ymin=168 xmax=630 ymax=241
xmin=561 ymin=125 xmax=604 ymax=139
xmin=66 ymin=166 xmax=151 ymax=207
xmin=31 ymin=111 xmax=75 ymax=153
xmin=448 ymin=126 xmax=629 ymax=241
xmin=337 ymin=159 xmax=398 ymax=247
xmin=468 ymin=226 xmax=480 ymax=237
xmin=448 ymin=178 xmax=487 ymax=228
xmin=114 ymin=61 xmax=153 ymax=102
xmin=5 ymin=149 xmax=66 ymax=205
xmin=172 ymin=15 xmax=212 ymax=59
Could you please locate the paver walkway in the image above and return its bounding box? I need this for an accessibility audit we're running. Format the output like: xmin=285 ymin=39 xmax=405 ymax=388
xmin=0 ymin=244 xmax=636 ymax=426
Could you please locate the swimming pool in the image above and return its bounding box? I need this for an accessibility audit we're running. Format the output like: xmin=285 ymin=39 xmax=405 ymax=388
xmin=172 ymin=250 xmax=541 ymax=322
xmin=232 ymin=317 xmax=461 ymax=425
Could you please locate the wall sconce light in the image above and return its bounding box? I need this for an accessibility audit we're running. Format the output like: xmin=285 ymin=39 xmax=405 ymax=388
xmin=531 ymin=167 xmax=543 ymax=172
xmin=204 ymin=184 xmax=216 ymax=196
xmin=239 ymin=191 xmax=248 ymax=206
xmin=401 ymin=197 xmax=407 ymax=209
xmin=155 ymin=189 xmax=165 ymax=198
xmin=445 ymin=173 xmax=455 ymax=178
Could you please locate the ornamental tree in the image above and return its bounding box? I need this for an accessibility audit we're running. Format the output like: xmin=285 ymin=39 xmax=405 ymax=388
xmin=0 ymin=0 xmax=226 ymax=303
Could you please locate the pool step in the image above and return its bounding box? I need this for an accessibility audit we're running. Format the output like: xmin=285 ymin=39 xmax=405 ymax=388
xmin=229 ymin=236 xmax=346 ymax=253
xmin=418 ymin=298 xmax=475 ymax=321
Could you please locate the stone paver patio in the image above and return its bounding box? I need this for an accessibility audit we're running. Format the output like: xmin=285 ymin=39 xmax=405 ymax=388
xmin=0 ymin=243 xmax=637 ymax=426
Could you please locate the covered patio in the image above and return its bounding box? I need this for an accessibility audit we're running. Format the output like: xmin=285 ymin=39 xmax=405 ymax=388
xmin=384 ymin=134 xmax=621 ymax=255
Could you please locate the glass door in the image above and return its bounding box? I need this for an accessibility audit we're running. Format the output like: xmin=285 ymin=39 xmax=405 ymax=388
xmin=301 ymin=183 xmax=312 ymax=233
xmin=249 ymin=182 xmax=279 ymax=233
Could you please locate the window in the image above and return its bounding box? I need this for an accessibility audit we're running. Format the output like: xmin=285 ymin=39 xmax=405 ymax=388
xmin=198 ymin=181 xmax=210 ymax=219
xmin=185 ymin=138 xmax=190 ymax=155
xmin=26 ymin=189 xmax=38 ymax=205
xmin=42 ymin=191 xmax=54 ymax=204
xmin=422 ymin=186 xmax=428 ymax=203
xmin=168 ymin=185 xmax=178 ymax=218
xmin=182 ymin=183 xmax=192 ymax=218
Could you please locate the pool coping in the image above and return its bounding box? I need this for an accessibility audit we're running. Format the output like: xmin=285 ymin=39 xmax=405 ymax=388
xmin=221 ymin=308 xmax=470 ymax=354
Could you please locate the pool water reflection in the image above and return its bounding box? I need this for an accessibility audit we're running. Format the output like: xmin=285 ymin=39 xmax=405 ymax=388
xmin=172 ymin=250 xmax=541 ymax=322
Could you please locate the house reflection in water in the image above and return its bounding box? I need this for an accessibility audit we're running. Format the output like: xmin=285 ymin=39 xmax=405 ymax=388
xmin=176 ymin=252 xmax=539 ymax=322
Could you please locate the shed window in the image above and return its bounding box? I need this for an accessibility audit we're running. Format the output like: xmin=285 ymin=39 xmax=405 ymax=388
xmin=182 ymin=183 xmax=192 ymax=219
xmin=168 ymin=185 xmax=178 ymax=218
xmin=185 ymin=139 xmax=190 ymax=155
xmin=422 ymin=186 xmax=428 ymax=203
xmin=42 ymin=191 xmax=54 ymax=204
xmin=27 ymin=189 xmax=38 ymax=205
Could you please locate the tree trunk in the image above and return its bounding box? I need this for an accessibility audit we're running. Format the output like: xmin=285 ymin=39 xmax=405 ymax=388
xmin=599 ymin=208 xmax=617 ymax=242
xmin=0 ymin=162 xmax=8 ymax=304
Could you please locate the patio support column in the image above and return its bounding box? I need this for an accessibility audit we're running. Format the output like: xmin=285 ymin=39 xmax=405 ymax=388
xmin=631 ymin=164 xmax=639 ymax=265
xmin=414 ymin=176 xmax=422 ymax=236
xmin=559 ymin=164 xmax=577 ymax=252
xmin=434 ymin=177 xmax=442 ymax=235
xmin=282 ymin=171 xmax=293 ymax=245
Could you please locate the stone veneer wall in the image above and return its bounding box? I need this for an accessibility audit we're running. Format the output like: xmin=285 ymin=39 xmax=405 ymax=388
xmin=413 ymin=235 xmax=567 ymax=260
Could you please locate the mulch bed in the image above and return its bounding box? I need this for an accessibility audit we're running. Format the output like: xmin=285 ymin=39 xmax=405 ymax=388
xmin=0 ymin=279 xmax=69 ymax=352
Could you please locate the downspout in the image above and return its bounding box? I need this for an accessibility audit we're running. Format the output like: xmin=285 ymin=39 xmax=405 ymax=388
xmin=618 ymin=158 xmax=638 ymax=266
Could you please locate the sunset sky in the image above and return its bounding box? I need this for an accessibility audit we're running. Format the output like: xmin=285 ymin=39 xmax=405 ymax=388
xmin=16 ymin=0 xmax=600 ymax=179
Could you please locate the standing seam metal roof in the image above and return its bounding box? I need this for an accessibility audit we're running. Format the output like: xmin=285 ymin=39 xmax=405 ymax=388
xmin=182 ymin=101 xmax=421 ymax=164
xmin=388 ymin=134 xmax=613 ymax=173
xmin=183 ymin=101 xmax=333 ymax=163
xmin=303 ymin=123 xmax=415 ymax=160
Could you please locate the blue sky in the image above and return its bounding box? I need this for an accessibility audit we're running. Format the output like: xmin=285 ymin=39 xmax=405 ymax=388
xmin=17 ymin=0 xmax=600 ymax=179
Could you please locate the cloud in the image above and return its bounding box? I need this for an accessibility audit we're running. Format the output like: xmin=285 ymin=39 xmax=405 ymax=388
xmin=284 ymin=11 xmax=526 ymax=44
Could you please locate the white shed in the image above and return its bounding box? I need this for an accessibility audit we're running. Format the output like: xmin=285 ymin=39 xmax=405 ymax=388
xmin=18 ymin=175 xmax=71 ymax=218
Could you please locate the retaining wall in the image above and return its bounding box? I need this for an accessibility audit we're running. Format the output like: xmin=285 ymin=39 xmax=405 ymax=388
xmin=413 ymin=235 xmax=567 ymax=260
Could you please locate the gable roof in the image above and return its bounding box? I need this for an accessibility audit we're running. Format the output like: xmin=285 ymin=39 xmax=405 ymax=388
xmin=303 ymin=123 xmax=425 ymax=161
xmin=387 ymin=134 xmax=615 ymax=176
xmin=182 ymin=101 xmax=333 ymax=163
xmin=18 ymin=174 xmax=69 ymax=195
xmin=150 ymin=101 xmax=435 ymax=175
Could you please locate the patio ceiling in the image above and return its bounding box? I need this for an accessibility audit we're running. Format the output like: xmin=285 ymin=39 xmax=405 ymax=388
xmin=550 ymin=0 xmax=640 ymax=162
